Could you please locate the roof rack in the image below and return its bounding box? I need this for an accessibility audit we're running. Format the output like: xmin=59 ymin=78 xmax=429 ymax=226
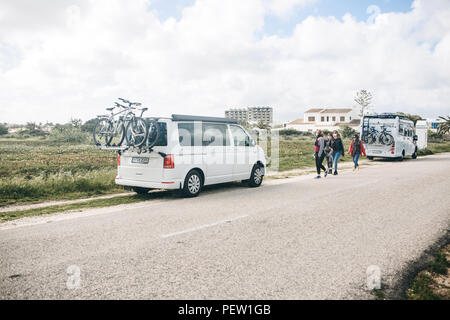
xmin=363 ymin=113 xmax=409 ymax=120
xmin=171 ymin=114 xmax=238 ymax=124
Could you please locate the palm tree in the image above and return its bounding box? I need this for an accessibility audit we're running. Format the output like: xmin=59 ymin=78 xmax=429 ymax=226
xmin=437 ymin=116 xmax=450 ymax=134
xmin=255 ymin=120 xmax=271 ymax=130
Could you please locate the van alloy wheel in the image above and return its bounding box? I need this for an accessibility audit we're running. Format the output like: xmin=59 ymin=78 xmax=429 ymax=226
xmin=253 ymin=167 xmax=264 ymax=184
xmin=248 ymin=164 xmax=264 ymax=188
xmin=182 ymin=170 xmax=202 ymax=197
xmin=188 ymin=175 xmax=201 ymax=194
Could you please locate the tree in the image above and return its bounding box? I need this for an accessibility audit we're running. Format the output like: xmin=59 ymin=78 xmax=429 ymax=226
xmin=238 ymin=120 xmax=250 ymax=129
xmin=339 ymin=125 xmax=357 ymax=139
xmin=81 ymin=118 xmax=98 ymax=132
xmin=396 ymin=112 xmax=423 ymax=125
xmin=437 ymin=116 xmax=450 ymax=134
xmin=0 ymin=123 xmax=8 ymax=135
xmin=354 ymin=90 xmax=373 ymax=117
xmin=71 ymin=118 xmax=83 ymax=129
xmin=255 ymin=120 xmax=271 ymax=130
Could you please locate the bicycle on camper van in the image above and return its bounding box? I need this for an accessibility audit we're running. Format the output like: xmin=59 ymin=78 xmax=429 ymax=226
xmin=366 ymin=126 xmax=394 ymax=145
xmin=93 ymin=98 xmax=160 ymax=148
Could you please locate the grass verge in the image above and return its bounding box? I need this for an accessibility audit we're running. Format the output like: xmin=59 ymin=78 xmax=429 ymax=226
xmin=0 ymin=193 xmax=166 ymax=223
xmin=406 ymin=244 xmax=450 ymax=300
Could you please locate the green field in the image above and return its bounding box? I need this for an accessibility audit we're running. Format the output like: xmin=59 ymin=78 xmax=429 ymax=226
xmin=0 ymin=138 xmax=121 ymax=207
xmin=1 ymin=136 xmax=449 ymax=208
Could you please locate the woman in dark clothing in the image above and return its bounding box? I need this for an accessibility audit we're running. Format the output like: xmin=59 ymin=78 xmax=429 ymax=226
xmin=331 ymin=132 xmax=344 ymax=175
xmin=325 ymin=133 xmax=334 ymax=174
xmin=314 ymin=130 xmax=327 ymax=179
xmin=348 ymin=134 xmax=366 ymax=171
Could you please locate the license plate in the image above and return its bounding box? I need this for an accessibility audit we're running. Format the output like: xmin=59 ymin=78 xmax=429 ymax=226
xmin=372 ymin=150 xmax=382 ymax=154
xmin=131 ymin=157 xmax=149 ymax=164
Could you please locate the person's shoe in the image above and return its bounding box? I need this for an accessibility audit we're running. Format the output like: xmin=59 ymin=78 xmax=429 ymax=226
xmin=357 ymin=165 xmax=360 ymax=170
xmin=333 ymin=171 xmax=338 ymax=175
xmin=328 ymin=169 xmax=332 ymax=174
xmin=324 ymin=171 xmax=328 ymax=177
xmin=314 ymin=175 xmax=321 ymax=179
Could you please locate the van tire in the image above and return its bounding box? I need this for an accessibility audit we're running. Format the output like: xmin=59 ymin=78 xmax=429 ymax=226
xmin=412 ymin=148 xmax=418 ymax=159
xmin=133 ymin=187 xmax=150 ymax=195
xmin=182 ymin=170 xmax=202 ymax=197
xmin=367 ymin=156 xmax=374 ymax=160
xmin=248 ymin=164 xmax=264 ymax=188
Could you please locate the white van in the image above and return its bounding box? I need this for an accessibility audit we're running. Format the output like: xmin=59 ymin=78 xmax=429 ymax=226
xmin=361 ymin=113 xmax=418 ymax=161
xmin=115 ymin=114 xmax=267 ymax=197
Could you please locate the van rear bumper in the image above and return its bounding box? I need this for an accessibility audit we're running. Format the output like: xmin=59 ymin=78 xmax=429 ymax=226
xmin=115 ymin=178 xmax=182 ymax=190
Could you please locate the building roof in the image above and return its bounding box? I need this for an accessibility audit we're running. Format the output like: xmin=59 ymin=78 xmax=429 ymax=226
xmin=287 ymin=119 xmax=304 ymax=125
xmin=348 ymin=119 xmax=361 ymax=125
xmin=320 ymin=108 xmax=353 ymax=114
xmin=304 ymin=108 xmax=324 ymax=113
xmin=304 ymin=108 xmax=353 ymax=114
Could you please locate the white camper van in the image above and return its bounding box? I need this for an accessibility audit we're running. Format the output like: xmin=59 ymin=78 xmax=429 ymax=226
xmin=115 ymin=115 xmax=267 ymax=197
xmin=361 ymin=113 xmax=418 ymax=161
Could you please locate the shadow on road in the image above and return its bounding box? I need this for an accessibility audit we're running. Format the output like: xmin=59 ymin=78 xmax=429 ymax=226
xmin=138 ymin=181 xmax=248 ymax=200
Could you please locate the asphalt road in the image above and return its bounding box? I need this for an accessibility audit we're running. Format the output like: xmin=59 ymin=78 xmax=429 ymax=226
xmin=1 ymin=154 xmax=449 ymax=299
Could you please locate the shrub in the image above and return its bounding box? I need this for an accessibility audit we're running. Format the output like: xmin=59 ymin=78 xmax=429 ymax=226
xmin=49 ymin=124 xmax=91 ymax=144
xmin=0 ymin=124 xmax=8 ymax=135
xmin=279 ymin=129 xmax=313 ymax=137
xmin=339 ymin=125 xmax=357 ymax=139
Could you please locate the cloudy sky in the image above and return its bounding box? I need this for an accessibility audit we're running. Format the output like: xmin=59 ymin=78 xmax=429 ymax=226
xmin=0 ymin=0 xmax=449 ymax=124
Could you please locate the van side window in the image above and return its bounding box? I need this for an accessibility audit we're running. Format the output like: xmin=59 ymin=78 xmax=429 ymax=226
xmin=178 ymin=123 xmax=202 ymax=146
xmin=230 ymin=125 xmax=250 ymax=147
xmin=202 ymin=124 xmax=230 ymax=146
xmin=399 ymin=124 xmax=404 ymax=135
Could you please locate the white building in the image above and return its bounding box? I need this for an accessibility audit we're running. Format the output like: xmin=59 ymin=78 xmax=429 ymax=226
xmin=225 ymin=107 xmax=273 ymax=125
xmin=426 ymin=118 xmax=445 ymax=132
xmin=285 ymin=107 xmax=361 ymax=132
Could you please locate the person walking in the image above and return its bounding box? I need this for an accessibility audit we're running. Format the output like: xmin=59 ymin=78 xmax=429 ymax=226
xmin=348 ymin=134 xmax=366 ymax=171
xmin=314 ymin=130 xmax=327 ymax=179
xmin=331 ymin=131 xmax=344 ymax=175
xmin=324 ymin=132 xmax=334 ymax=175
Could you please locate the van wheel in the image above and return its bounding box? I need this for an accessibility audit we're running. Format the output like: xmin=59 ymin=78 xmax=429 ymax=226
xmin=182 ymin=170 xmax=202 ymax=197
xmin=367 ymin=156 xmax=374 ymax=160
xmin=248 ymin=164 xmax=264 ymax=188
xmin=133 ymin=187 xmax=150 ymax=195
xmin=412 ymin=148 xmax=418 ymax=159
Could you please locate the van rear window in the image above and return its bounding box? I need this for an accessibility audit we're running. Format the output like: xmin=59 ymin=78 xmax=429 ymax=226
xmin=148 ymin=121 xmax=167 ymax=146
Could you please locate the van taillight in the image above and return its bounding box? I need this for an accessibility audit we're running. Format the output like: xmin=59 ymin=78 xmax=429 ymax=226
xmin=391 ymin=142 xmax=395 ymax=154
xmin=118 ymin=155 xmax=121 ymax=166
xmin=163 ymin=154 xmax=174 ymax=169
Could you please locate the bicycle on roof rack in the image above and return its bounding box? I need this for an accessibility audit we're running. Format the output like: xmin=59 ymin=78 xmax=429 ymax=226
xmin=93 ymin=98 xmax=160 ymax=150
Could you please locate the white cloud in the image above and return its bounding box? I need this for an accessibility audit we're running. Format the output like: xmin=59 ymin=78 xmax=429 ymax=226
xmin=0 ymin=0 xmax=449 ymax=124
xmin=264 ymin=0 xmax=317 ymax=18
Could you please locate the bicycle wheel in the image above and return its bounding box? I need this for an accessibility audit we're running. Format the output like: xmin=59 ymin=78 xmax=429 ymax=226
xmin=367 ymin=134 xmax=376 ymax=144
xmin=125 ymin=117 xmax=148 ymax=148
xmin=106 ymin=121 xmax=125 ymax=147
xmin=381 ymin=133 xmax=394 ymax=145
xmin=93 ymin=118 xmax=110 ymax=146
xmin=147 ymin=120 xmax=161 ymax=148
